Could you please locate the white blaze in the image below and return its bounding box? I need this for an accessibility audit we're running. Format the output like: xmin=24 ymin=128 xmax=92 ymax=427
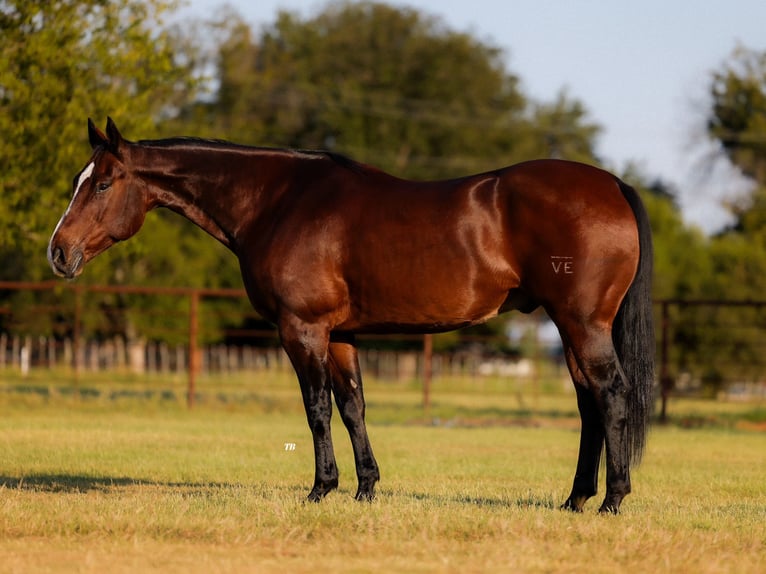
xmin=74 ymin=161 xmax=95 ymax=199
xmin=47 ymin=161 xmax=95 ymax=263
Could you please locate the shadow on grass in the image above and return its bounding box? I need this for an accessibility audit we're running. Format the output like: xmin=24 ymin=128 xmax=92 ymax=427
xmin=0 ymin=473 xmax=145 ymax=493
xmin=384 ymin=488 xmax=557 ymax=510
xmin=1 ymin=473 xmax=559 ymax=510
xmin=456 ymin=492 xmax=557 ymax=510
xmin=0 ymin=473 xmax=299 ymax=496
xmin=367 ymin=398 xmax=580 ymax=428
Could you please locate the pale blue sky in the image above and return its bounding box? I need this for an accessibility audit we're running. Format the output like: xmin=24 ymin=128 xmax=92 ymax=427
xmin=182 ymin=0 xmax=766 ymax=232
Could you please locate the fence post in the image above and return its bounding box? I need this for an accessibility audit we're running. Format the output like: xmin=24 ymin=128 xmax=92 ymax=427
xmin=423 ymin=334 xmax=433 ymax=413
xmin=188 ymin=290 xmax=199 ymax=409
xmin=73 ymin=284 xmax=83 ymax=383
xmin=659 ymin=300 xmax=671 ymax=423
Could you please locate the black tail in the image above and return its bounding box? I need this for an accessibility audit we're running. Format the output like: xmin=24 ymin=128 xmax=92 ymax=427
xmin=613 ymin=180 xmax=655 ymax=466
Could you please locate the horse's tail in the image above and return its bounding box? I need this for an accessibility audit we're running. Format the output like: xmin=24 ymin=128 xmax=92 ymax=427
xmin=613 ymin=180 xmax=655 ymax=466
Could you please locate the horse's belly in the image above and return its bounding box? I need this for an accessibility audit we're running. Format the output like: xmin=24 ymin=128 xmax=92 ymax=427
xmin=340 ymin=265 xmax=517 ymax=333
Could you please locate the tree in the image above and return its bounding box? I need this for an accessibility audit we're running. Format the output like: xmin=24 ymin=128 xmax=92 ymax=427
xmin=0 ymin=0 xmax=246 ymax=342
xmin=626 ymin=172 xmax=710 ymax=300
xmin=0 ymin=0 xmax=604 ymax=348
xmin=650 ymin=47 xmax=766 ymax=392
xmin=707 ymin=46 xmax=766 ymax=242
xmin=708 ymin=46 xmax=766 ymax=185
xmin=174 ymin=1 xmax=605 ymax=354
xmin=706 ymin=47 xmax=766 ymax=295
xmin=179 ymin=1 xmax=601 ymax=181
xmin=0 ymin=0 xmax=204 ymax=280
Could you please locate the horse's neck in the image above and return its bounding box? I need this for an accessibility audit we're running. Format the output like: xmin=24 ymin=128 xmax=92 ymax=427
xmin=136 ymin=145 xmax=281 ymax=251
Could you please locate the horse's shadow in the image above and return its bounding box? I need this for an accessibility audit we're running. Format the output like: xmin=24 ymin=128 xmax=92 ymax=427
xmin=0 ymin=473 xmax=557 ymax=510
xmin=0 ymin=474 xmax=262 ymax=494
xmin=1 ymin=474 xmax=133 ymax=493
xmin=395 ymin=489 xmax=557 ymax=510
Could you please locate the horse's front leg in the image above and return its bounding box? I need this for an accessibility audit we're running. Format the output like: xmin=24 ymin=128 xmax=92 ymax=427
xmin=328 ymin=335 xmax=380 ymax=500
xmin=279 ymin=317 xmax=338 ymax=501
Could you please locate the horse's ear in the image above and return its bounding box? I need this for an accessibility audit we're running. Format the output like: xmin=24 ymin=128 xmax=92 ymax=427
xmin=105 ymin=116 xmax=124 ymax=151
xmin=88 ymin=118 xmax=108 ymax=150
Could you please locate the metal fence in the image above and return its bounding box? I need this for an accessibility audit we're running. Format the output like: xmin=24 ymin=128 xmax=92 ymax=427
xmin=0 ymin=281 xmax=527 ymax=408
xmin=657 ymin=299 xmax=766 ymax=420
xmin=1 ymin=281 xmax=765 ymax=414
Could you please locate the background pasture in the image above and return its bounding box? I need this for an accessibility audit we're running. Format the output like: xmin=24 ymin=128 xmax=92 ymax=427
xmin=3 ymin=2 xmax=766 ymax=570
xmin=0 ymin=373 xmax=763 ymax=573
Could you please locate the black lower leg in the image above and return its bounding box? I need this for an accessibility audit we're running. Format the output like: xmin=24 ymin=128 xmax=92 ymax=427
xmin=335 ymin=393 xmax=379 ymax=500
xmin=598 ymin=372 xmax=632 ymax=514
xmin=329 ymin=340 xmax=380 ymax=500
xmin=304 ymin=381 xmax=339 ymax=502
xmin=280 ymin=320 xmax=339 ymax=502
xmin=562 ymin=384 xmax=604 ymax=512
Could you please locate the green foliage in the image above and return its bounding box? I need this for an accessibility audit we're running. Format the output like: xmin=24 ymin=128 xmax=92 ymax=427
xmin=0 ymin=0 xmax=245 ymax=339
xmin=171 ymin=0 xmax=603 ymax=351
xmin=708 ymin=47 xmax=766 ymax=298
xmin=708 ymin=46 xmax=766 ymax=184
xmin=625 ymin=42 xmax=766 ymax=387
xmin=3 ymin=0 xmax=766 ymax=370
xmin=179 ymin=1 xmax=600 ymax=180
xmin=636 ymin=179 xmax=710 ymax=300
xmin=0 ymin=0 xmax=198 ymax=278
xmin=687 ymin=45 xmax=766 ymax=388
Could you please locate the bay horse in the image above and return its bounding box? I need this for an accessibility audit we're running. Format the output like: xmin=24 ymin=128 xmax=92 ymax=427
xmin=48 ymin=118 xmax=654 ymax=513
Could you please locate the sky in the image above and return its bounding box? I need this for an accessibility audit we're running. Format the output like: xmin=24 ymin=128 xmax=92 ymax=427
xmin=181 ymin=0 xmax=766 ymax=233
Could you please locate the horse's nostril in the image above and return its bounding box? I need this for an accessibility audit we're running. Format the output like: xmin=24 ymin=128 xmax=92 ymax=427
xmin=49 ymin=245 xmax=75 ymax=278
xmin=49 ymin=245 xmax=84 ymax=279
xmin=52 ymin=246 xmax=65 ymax=267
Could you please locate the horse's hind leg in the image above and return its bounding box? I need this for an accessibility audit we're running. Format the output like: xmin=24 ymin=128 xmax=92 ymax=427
xmin=328 ymin=335 xmax=380 ymax=500
xmin=279 ymin=317 xmax=339 ymax=502
xmin=561 ymin=344 xmax=605 ymax=512
xmin=559 ymin=322 xmax=632 ymax=514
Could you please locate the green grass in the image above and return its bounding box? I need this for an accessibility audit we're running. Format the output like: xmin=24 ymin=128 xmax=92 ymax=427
xmin=0 ymin=373 xmax=764 ymax=573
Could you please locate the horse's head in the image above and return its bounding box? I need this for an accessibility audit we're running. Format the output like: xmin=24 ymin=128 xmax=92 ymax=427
xmin=48 ymin=118 xmax=150 ymax=278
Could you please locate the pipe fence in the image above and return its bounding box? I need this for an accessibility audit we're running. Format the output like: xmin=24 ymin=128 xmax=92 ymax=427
xmin=1 ymin=281 xmax=765 ymax=416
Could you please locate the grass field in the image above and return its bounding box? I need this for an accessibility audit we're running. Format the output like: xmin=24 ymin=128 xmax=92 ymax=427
xmin=0 ymin=371 xmax=764 ymax=573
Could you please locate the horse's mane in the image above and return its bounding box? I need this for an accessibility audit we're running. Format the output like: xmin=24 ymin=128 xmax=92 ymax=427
xmin=136 ymin=136 xmax=369 ymax=174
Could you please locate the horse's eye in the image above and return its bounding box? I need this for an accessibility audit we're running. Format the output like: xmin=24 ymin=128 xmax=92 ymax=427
xmin=96 ymin=182 xmax=111 ymax=193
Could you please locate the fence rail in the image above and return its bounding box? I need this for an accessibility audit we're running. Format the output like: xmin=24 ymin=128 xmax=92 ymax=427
xmin=1 ymin=281 xmax=765 ymax=416
xmin=0 ymin=332 xmax=463 ymax=382
xmin=0 ymin=281 xmax=533 ymax=409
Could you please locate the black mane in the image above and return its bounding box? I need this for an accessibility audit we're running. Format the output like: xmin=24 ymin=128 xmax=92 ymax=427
xmin=136 ymin=136 xmax=365 ymax=172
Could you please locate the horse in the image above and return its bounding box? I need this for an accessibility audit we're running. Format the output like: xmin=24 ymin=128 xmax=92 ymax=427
xmin=48 ymin=118 xmax=654 ymax=513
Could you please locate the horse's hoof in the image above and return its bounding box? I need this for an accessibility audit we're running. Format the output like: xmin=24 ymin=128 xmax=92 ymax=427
xmin=306 ymin=490 xmax=324 ymax=503
xmin=560 ymin=496 xmax=586 ymax=513
xmin=354 ymin=476 xmax=377 ymax=501
xmin=354 ymin=488 xmax=376 ymax=502
xmin=597 ymin=502 xmax=621 ymax=515
xmin=306 ymin=479 xmax=338 ymax=503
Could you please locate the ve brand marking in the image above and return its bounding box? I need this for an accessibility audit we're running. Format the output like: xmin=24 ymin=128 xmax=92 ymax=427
xmin=284 ymin=442 xmax=296 ymax=451
xmin=550 ymin=256 xmax=574 ymax=275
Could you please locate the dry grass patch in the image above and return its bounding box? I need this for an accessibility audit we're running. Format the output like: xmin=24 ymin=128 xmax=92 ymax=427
xmin=0 ymin=381 xmax=763 ymax=573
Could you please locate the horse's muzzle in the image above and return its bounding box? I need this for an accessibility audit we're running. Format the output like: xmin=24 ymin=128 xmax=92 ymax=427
xmin=48 ymin=245 xmax=83 ymax=279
